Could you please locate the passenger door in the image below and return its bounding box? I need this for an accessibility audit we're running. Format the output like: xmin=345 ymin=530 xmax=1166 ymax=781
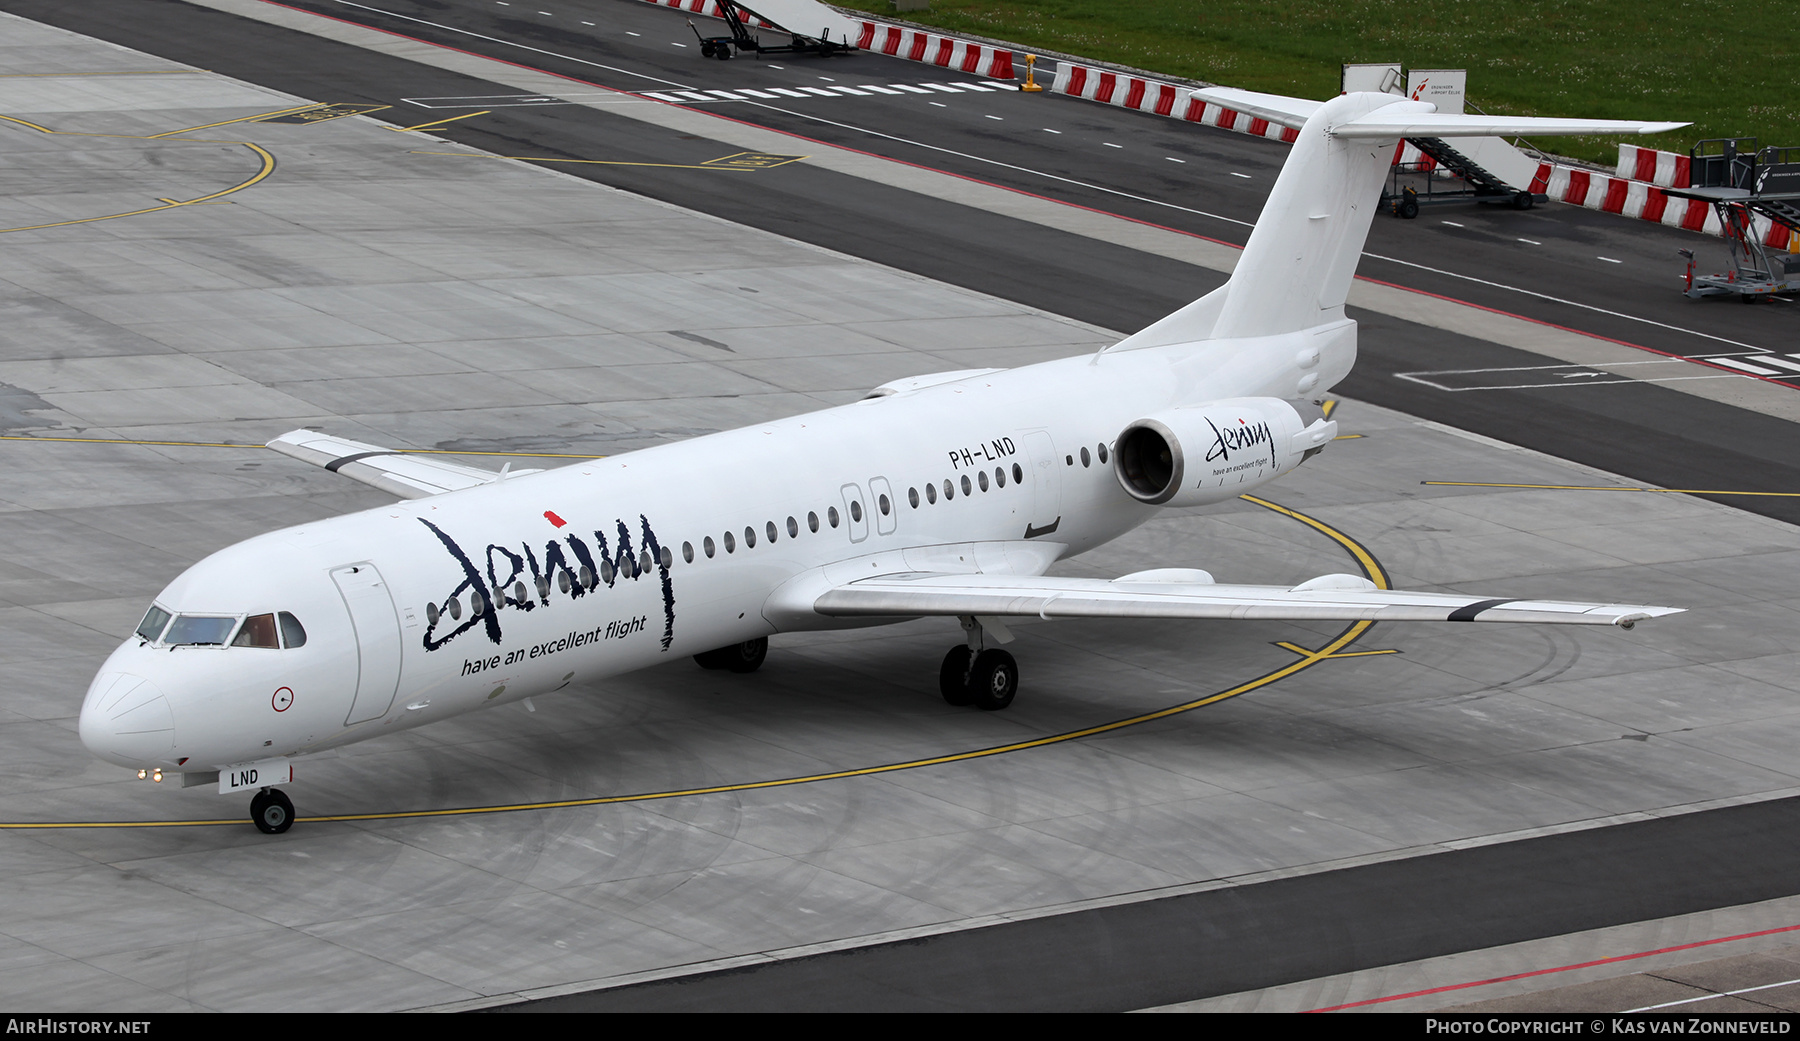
xmin=331 ymin=563 xmax=403 ymax=725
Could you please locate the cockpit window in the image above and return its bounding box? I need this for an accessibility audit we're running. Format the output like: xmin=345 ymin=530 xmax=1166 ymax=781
xmin=232 ymin=613 xmax=280 ymax=649
xmin=136 ymin=606 xmax=171 ymax=643
xmin=279 ymin=612 xmax=307 ymax=649
xmin=163 ymin=615 xmax=237 ymax=647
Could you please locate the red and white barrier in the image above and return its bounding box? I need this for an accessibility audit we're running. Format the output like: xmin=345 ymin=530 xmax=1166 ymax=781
xmin=1528 ymin=160 xmax=1797 ymax=247
xmin=853 ymin=22 xmax=1013 ymax=79
xmin=1617 ymin=144 xmax=1692 ymax=189
xmin=1049 ymin=63 xmax=1297 ymax=143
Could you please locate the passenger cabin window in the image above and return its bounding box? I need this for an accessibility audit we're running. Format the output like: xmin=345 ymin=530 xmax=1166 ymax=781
xmin=807 ymin=511 xmax=819 ymax=533
xmin=787 ymin=516 xmax=799 ymax=538
xmin=136 ymin=605 xmax=171 ymax=643
xmin=705 ymin=536 xmax=717 ymax=558
xmin=1012 ymin=463 xmax=1023 ymax=483
xmin=232 ymin=613 xmax=280 ymax=648
xmin=977 ymin=472 xmax=988 ymax=492
xmin=828 ymin=507 xmax=840 ymax=528
xmin=683 ymin=541 xmax=695 ymax=563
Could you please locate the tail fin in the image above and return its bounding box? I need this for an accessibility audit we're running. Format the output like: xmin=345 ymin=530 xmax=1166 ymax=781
xmin=1109 ymin=90 xmax=1688 ymax=349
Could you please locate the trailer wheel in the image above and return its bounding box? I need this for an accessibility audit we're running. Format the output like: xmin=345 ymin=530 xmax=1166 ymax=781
xmin=716 ymin=45 xmax=732 ymax=60
xmin=700 ymin=42 xmax=715 ymax=57
xmin=1398 ymin=195 xmax=1419 ymax=219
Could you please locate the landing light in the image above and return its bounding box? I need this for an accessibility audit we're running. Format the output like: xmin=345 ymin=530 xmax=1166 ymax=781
xmin=137 ymin=769 xmax=146 ymax=780
xmin=152 ymin=769 xmax=163 ymax=783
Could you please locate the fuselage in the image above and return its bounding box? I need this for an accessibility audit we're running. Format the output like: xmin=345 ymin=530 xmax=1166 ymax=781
xmin=78 ymin=295 xmax=1353 ymax=779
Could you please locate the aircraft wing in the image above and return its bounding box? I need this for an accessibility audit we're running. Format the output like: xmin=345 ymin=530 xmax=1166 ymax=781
xmin=812 ymin=571 xmax=1681 ymax=628
xmin=266 ymin=429 xmax=543 ymax=500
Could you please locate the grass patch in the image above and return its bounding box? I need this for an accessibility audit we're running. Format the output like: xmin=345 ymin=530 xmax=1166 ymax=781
xmin=833 ymin=0 xmax=1798 ymax=166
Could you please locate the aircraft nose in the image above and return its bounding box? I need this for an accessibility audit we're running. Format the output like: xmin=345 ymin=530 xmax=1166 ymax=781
xmin=79 ymin=672 xmax=175 ymax=768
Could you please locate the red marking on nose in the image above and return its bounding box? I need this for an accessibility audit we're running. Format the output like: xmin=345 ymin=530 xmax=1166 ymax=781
xmin=544 ymin=511 xmax=566 ymax=528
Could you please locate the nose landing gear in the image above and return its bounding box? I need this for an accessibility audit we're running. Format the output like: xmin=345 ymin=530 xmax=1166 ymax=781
xmin=250 ymin=787 xmax=294 ymax=834
xmin=693 ymin=636 xmax=768 ymax=673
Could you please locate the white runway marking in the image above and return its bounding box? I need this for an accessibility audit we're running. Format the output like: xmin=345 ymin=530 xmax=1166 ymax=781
xmin=1704 ymin=356 xmax=1783 ymax=375
xmin=1399 ymin=360 xmax=1748 ymax=391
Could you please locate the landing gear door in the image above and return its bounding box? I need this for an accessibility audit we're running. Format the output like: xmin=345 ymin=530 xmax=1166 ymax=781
xmin=1020 ymin=430 xmax=1063 ymax=538
xmin=840 ymin=483 xmax=869 ymax=543
xmin=331 ymin=563 xmax=403 ymax=726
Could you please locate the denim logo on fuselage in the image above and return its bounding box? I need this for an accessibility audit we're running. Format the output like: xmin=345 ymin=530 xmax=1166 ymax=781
xmin=418 ymin=515 xmax=676 ymax=653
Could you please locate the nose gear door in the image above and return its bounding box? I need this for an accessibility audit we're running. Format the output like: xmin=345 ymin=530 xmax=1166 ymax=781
xmin=332 ymin=563 xmax=403 ymax=726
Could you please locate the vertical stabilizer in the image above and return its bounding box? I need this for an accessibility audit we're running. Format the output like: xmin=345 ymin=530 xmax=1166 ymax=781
xmin=1209 ymin=93 xmax=1422 ymax=339
xmin=1104 ymin=91 xmax=1685 ymax=352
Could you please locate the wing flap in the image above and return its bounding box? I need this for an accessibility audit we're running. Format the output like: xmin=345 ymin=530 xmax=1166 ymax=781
xmin=266 ymin=430 xmax=543 ymax=500
xmin=813 ymin=573 xmax=1681 ymax=628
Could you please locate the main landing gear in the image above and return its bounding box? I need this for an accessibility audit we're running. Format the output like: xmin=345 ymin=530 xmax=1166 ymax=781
xmin=694 ymin=637 xmax=768 ymax=673
xmin=250 ymin=787 xmax=294 ymax=834
xmin=939 ymin=616 xmax=1018 ymax=711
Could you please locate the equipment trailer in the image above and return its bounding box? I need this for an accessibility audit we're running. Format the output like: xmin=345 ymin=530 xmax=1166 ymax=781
xmin=1667 ymin=139 xmax=1800 ymax=302
xmin=688 ymin=0 xmax=856 ymax=60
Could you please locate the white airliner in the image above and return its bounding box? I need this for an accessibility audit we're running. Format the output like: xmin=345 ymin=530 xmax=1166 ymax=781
xmin=78 ymin=90 xmax=1686 ymax=833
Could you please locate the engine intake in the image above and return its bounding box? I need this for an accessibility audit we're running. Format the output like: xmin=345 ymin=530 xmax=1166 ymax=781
xmin=1115 ymin=398 xmax=1335 ymax=507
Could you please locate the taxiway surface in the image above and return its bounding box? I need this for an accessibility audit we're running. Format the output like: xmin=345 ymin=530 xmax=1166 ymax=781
xmin=0 ymin=5 xmax=1797 ymax=1013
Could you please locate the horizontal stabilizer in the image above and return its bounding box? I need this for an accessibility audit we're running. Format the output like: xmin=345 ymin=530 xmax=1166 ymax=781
xmin=1330 ymin=112 xmax=1690 ymax=139
xmin=1186 ymin=87 xmax=1321 ymax=130
xmin=266 ymin=430 xmax=543 ymax=500
xmin=813 ymin=572 xmax=1681 ymax=628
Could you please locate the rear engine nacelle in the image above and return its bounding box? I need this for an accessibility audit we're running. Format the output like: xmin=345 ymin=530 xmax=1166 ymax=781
xmin=1114 ymin=398 xmax=1336 ymax=507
